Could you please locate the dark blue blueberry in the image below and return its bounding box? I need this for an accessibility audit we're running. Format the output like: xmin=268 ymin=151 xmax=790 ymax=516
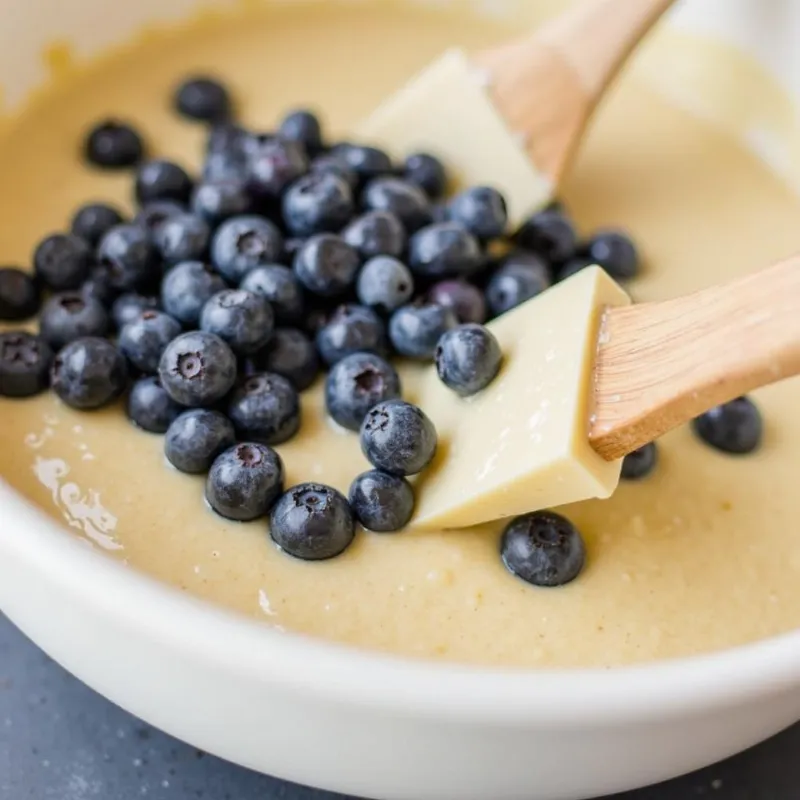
xmin=362 ymin=177 xmax=431 ymax=233
xmin=269 ymin=483 xmax=355 ymax=560
xmin=584 ymin=229 xmax=640 ymax=279
xmin=227 ymin=372 xmax=301 ymax=445
xmin=621 ymin=441 xmax=658 ymax=480
xmin=0 ymin=332 xmax=53 ymax=398
xmin=429 ymin=202 xmax=450 ymax=224
xmin=203 ymin=150 xmax=249 ymax=184
xmin=39 ymin=292 xmax=110 ymax=350
xmin=206 ymin=443 xmax=284 ymax=522
xmin=191 ymin=180 xmax=251 ymax=225
xmin=248 ymin=327 xmax=319 ymax=391
xmin=316 ymin=304 xmax=387 ymax=366
xmin=0 ymin=267 xmax=40 ymax=321
xmin=342 ymin=211 xmax=406 ymax=260
xmin=356 ymin=255 xmax=414 ymax=314
xmin=501 ymin=511 xmax=585 ymax=587
xmin=97 ymin=224 xmax=160 ymax=292
xmin=126 ymin=376 xmax=182 ymax=433
xmin=486 ymin=252 xmax=551 ymax=317
xmin=158 ymin=331 xmax=237 ymax=407
xmin=349 ymin=470 xmax=414 ymax=532
xmin=51 ymin=337 xmax=128 ymax=410
xmin=199 ymin=289 xmax=274 ymax=356
xmin=246 ymin=138 xmax=308 ymax=200
xmin=135 ymin=160 xmax=193 ymax=206
xmin=211 ymin=215 xmax=284 ymax=284
xmin=111 ymin=293 xmax=159 ymax=330
xmin=427 ymin=279 xmax=486 ymax=324
xmin=325 ymin=352 xmax=401 ymax=432
xmin=449 ymin=186 xmax=507 ymax=240
xmin=84 ymin=119 xmax=144 ymax=169
xmin=33 ymin=233 xmax=92 ymax=291
xmin=435 ymin=323 xmax=502 ymax=397
xmin=134 ymin=200 xmax=186 ymax=242
xmin=310 ymin=154 xmax=358 ymax=191
xmin=692 ymin=396 xmax=763 ymax=455
xmin=240 ymin=265 xmax=304 ymax=325
xmin=389 ymin=301 xmax=457 ymax=360
xmin=154 ymin=212 xmax=210 ymax=265
xmin=119 ymin=309 xmax=182 ymax=373
xmin=557 ymin=257 xmax=592 ymax=282
xmin=70 ymin=202 xmax=125 ymax=247
xmin=293 ymin=234 xmax=360 ymax=297
xmin=282 ymin=172 xmax=354 ymax=237
xmin=403 ymin=152 xmax=447 ymax=199
xmin=278 ymin=109 xmax=323 ymax=153
xmin=360 ymin=399 xmax=437 ymax=476
xmin=408 ymin=222 xmax=482 ymax=278
xmin=160 ymin=261 xmax=227 ymax=327
xmin=174 ymin=76 xmax=232 ymax=122
xmin=515 ymin=210 xmax=578 ymax=264
xmin=164 ymin=409 xmax=236 ymax=474
xmin=80 ymin=266 xmax=118 ymax=308
xmin=206 ymin=122 xmax=249 ymax=156
xmin=329 ymin=143 xmax=393 ymax=185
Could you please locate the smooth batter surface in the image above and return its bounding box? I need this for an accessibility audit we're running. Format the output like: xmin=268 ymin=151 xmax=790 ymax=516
xmin=2 ymin=2 xmax=800 ymax=668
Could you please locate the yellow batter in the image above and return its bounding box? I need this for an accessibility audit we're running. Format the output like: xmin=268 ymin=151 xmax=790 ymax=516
xmin=1 ymin=2 xmax=800 ymax=668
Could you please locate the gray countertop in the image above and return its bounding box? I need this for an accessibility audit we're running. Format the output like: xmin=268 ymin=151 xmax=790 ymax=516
xmin=1 ymin=613 xmax=798 ymax=800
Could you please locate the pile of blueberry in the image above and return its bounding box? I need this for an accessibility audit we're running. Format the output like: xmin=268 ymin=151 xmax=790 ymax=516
xmin=0 ymin=74 xmax=765 ymax=587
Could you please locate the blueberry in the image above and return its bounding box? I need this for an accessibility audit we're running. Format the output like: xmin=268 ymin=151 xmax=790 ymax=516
xmin=515 ymin=210 xmax=578 ymax=263
xmin=269 ymin=483 xmax=355 ymax=560
xmin=501 ymin=511 xmax=585 ymax=587
xmin=360 ymin=399 xmax=437 ymax=476
xmin=248 ymin=327 xmax=319 ymax=391
xmin=199 ymin=289 xmax=274 ymax=356
xmin=39 ymin=293 xmax=110 ymax=350
xmin=435 ymin=324 xmax=502 ymax=396
xmin=134 ymin=200 xmax=186 ymax=241
xmin=356 ymin=255 xmax=414 ymax=314
xmin=80 ymin=266 xmax=118 ymax=308
xmin=362 ymin=177 xmax=431 ymax=233
xmin=246 ymin=138 xmax=309 ymax=199
xmin=584 ymin=229 xmax=640 ymax=279
xmin=154 ymin=212 xmax=210 ymax=265
xmin=70 ymin=202 xmax=125 ymax=247
xmin=0 ymin=267 xmax=40 ymax=320
xmin=211 ymin=215 xmax=284 ymax=284
xmin=316 ymin=304 xmax=387 ymax=366
xmin=349 ymin=470 xmax=414 ymax=532
xmin=429 ymin=202 xmax=450 ymax=224
xmin=84 ymin=119 xmax=144 ymax=169
xmin=206 ymin=122 xmax=248 ymax=156
xmin=403 ymin=152 xmax=447 ymax=198
xmin=330 ymin=143 xmax=393 ymax=185
xmin=227 ymin=372 xmax=301 ymax=445
xmin=174 ymin=76 xmax=232 ymax=123
xmin=325 ymin=352 xmax=401 ymax=431
xmin=620 ymin=441 xmax=658 ymax=480
xmin=342 ymin=211 xmax=406 ymax=260
xmin=111 ymin=293 xmax=159 ymax=330
xmin=202 ymin=150 xmax=249 ymax=184
xmin=427 ymin=279 xmax=486 ymax=324
xmin=408 ymin=222 xmax=482 ymax=278
xmin=486 ymin=252 xmax=551 ymax=317
xmin=165 ymin=409 xmax=236 ymax=474
xmin=293 ymin=234 xmax=360 ymax=297
xmin=310 ymin=154 xmax=358 ymax=191
xmin=0 ymin=332 xmax=53 ymax=398
xmin=33 ymin=233 xmax=92 ymax=291
xmin=282 ymin=172 xmax=354 ymax=237
xmin=119 ymin=309 xmax=182 ymax=373
xmin=240 ymin=265 xmax=304 ymax=325
xmin=97 ymin=224 xmax=160 ymax=292
xmin=206 ymin=443 xmax=284 ymax=522
xmin=389 ymin=301 xmax=457 ymax=360
xmin=449 ymin=186 xmax=507 ymax=240
xmin=158 ymin=331 xmax=237 ymax=407
xmin=557 ymin=257 xmax=592 ymax=282
xmin=278 ymin=109 xmax=323 ymax=153
xmin=160 ymin=261 xmax=227 ymax=327
xmin=126 ymin=376 xmax=182 ymax=433
xmin=51 ymin=337 xmax=128 ymax=410
xmin=135 ymin=160 xmax=193 ymax=206
xmin=692 ymin=396 xmax=763 ymax=455
xmin=191 ymin=180 xmax=251 ymax=225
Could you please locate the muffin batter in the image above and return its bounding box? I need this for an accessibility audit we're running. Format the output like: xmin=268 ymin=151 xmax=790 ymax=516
xmin=2 ymin=1 xmax=800 ymax=668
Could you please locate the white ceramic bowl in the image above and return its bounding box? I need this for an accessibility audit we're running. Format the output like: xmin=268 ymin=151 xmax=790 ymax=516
xmin=3 ymin=2 xmax=800 ymax=799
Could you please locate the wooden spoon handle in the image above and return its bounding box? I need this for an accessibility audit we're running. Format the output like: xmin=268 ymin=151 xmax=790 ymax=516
xmin=589 ymin=256 xmax=800 ymax=460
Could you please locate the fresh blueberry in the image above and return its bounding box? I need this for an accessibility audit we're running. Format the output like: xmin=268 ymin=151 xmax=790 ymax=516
xmin=111 ymin=293 xmax=159 ymax=330
xmin=174 ymin=76 xmax=232 ymax=123
xmin=154 ymin=212 xmax=210 ymax=265
xmin=501 ymin=510 xmax=586 ymax=587
xmin=408 ymin=222 xmax=482 ymax=278
xmin=282 ymin=172 xmax=354 ymax=237
xmin=51 ymin=337 xmax=128 ymax=410
xmin=293 ymin=234 xmax=360 ymax=297
xmin=310 ymin=154 xmax=358 ymax=191
xmin=0 ymin=267 xmax=40 ymax=320
xmin=303 ymin=304 xmax=331 ymax=337
xmin=206 ymin=443 xmax=284 ymax=522
xmin=429 ymin=202 xmax=450 ymax=224
xmin=160 ymin=261 xmax=227 ymax=327
xmin=329 ymin=143 xmax=392 ymax=185
xmin=80 ymin=266 xmax=118 ymax=308
xmin=97 ymin=224 xmax=160 ymax=292
xmin=342 ymin=211 xmax=406 ymax=260
xmin=211 ymin=215 xmax=284 ymax=284
xmin=203 ymin=149 xmax=249 ymax=183
xmin=206 ymin=122 xmax=248 ymax=156
xmin=248 ymin=327 xmax=319 ymax=391
xmin=584 ymin=229 xmax=640 ymax=279
xmin=126 ymin=376 xmax=182 ymax=433
xmin=403 ymin=152 xmax=447 ymax=198
xmin=360 ymin=399 xmax=437 ymax=476
xmin=199 ymin=289 xmax=274 ymax=356
xmin=227 ymin=372 xmax=301 ymax=445
xmin=316 ymin=304 xmax=387 ymax=366
xmin=621 ymin=441 xmax=658 ymax=480
xmin=135 ymin=160 xmax=193 ymax=206
xmin=165 ymin=409 xmax=236 ymax=474
xmin=389 ymin=301 xmax=457 ymax=360
xmin=325 ymin=352 xmax=401 ymax=432
xmin=486 ymin=252 xmax=551 ymax=317
xmin=349 ymin=470 xmax=414 ymax=532
xmin=0 ymin=332 xmax=53 ymax=398
xmin=158 ymin=331 xmax=237 ymax=407
xmin=84 ymin=119 xmax=144 ymax=168
xmin=246 ymin=138 xmax=309 ymax=200
xmin=39 ymin=292 xmax=110 ymax=350
xmin=240 ymin=265 xmax=304 ymax=325
xmin=427 ymin=279 xmax=486 ymax=324
xmin=134 ymin=200 xmax=186 ymax=241
xmin=119 ymin=309 xmax=182 ymax=373
xmin=557 ymin=257 xmax=592 ymax=282
xmin=515 ymin=209 xmax=578 ymax=264
xmin=278 ymin=109 xmax=323 ymax=153
xmin=70 ymin=202 xmax=125 ymax=247
xmin=435 ymin=324 xmax=502 ymax=396
xmin=33 ymin=233 xmax=92 ymax=291
xmin=362 ymin=177 xmax=431 ymax=233
xmin=269 ymin=483 xmax=355 ymax=560
xmin=356 ymin=255 xmax=414 ymax=314
xmin=191 ymin=180 xmax=251 ymax=225
xmin=692 ymin=396 xmax=763 ymax=454
xmin=449 ymin=186 xmax=507 ymax=240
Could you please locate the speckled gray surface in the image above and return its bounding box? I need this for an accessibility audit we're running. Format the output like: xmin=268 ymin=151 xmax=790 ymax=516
xmin=1 ymin=613 xmax=798 ymax=800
